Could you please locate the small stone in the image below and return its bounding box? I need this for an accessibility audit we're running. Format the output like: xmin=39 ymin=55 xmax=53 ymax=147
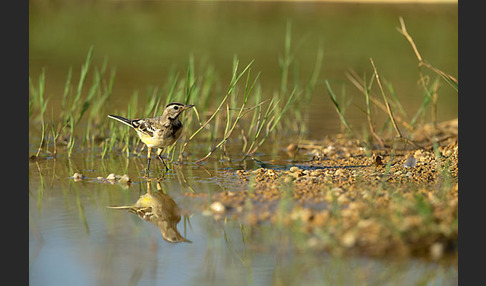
xmin=442 ymin=149 xmax=453 ymax=157
xmin=118 ymin=174 xmax=131 ymax=185
xmin=236 ymin=170 xmax=245 ymax=176
xmin=106 ymin=173 xmax=117 ymax=181
xmin=73 ymin=173 xmax=85 ymax=181
xmin=289 ymin=166 xmax=301 ymax=173
xmin=341 ymin=230 xmax=357 ymax=248
xmin=331 ymin=187 xmax=343 ymax=194
xmin=430 ymin=242 xmax=444 ymax=260
xmin=310 ymin=171 xmax=320 ymax=177
xmin=210 ymin=202 xmax=226 ymax=214
xmin=252 ymin=168 xmax=265 ymax=174
xmin=311 ymin=149 xmax=323 ymax=160
xmin=404 ymin=156 xmax=417 ymax=168
xmin=266 ymin=169 xmax=276 ymax=176
xmin=323 ymin=145 xmax=334 ymax=155
xmin=414 ymin=150 xmax=429 ymax=162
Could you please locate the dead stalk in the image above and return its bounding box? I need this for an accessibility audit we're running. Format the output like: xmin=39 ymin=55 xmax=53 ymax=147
xmin=397 ymin=16 xmax=458 ymax=130
xmin=370 ymin=58 xmax=403 ymax=138
xmin=397 ymin=16 xmax=458 ymax=87
xmin=370 ymin=58 xmax=422 ymax=149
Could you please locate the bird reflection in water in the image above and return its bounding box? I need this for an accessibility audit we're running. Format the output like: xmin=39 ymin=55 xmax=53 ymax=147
xmin=108 ymin=181 xmax=191 ymax=243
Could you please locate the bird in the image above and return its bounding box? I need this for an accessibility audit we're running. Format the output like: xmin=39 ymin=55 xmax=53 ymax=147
xmin=108 ymin=103 xmax=194 ymax=175
xmin=108 ymin=181 xmax=191 ymax=243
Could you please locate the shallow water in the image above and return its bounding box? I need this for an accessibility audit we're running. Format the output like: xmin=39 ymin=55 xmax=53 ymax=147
xmin=29 ymin=144 xmax=458 ymax=285
xmin=30 ymin=1 xmax=458 ymax=285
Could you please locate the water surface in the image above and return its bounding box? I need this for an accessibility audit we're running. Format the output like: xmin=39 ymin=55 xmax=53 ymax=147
xmin=29 ymin=150 xmax=458 ymax=285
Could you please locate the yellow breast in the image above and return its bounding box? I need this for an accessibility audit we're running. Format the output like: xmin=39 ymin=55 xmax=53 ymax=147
xmin=136 ymin=128 xmax=183 ymax=148
xmin=136 ymin=131 xmax=167 ymax=148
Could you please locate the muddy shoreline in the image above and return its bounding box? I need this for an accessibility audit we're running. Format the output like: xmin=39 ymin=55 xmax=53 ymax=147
xmin=190 ymin=122 xmax=458 ymax=259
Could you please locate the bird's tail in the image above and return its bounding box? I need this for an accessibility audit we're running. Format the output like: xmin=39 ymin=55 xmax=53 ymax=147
xmin=108 ymin=114 xmax=134 ymax=128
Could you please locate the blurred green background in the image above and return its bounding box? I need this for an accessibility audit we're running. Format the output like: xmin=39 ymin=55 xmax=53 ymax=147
xmin=29 ymin=0 xmax=457 ymax=137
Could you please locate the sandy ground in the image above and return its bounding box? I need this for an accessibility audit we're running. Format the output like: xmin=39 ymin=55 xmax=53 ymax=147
xmin=189 ymin=119 xmax=458 ymax=259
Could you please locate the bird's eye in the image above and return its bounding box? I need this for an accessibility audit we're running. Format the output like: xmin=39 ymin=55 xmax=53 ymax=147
xmin=173 ymin=106 xmax=179 ymax=110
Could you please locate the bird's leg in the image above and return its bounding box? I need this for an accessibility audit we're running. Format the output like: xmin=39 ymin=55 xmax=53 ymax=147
xmin=146 ymin=147 xmax=152 ymax=176
xmin=156 ymin=148 xmax=169 ymax=172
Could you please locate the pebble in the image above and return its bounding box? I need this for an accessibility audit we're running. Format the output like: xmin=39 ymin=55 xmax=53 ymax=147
xmin=252 ymin=168 xmax=265 ymax=174
xmin=236 ymin=170 xmax=245 ymax=176
xmin=72 ymin=173 xmax=85 ymax=181
xmin=106 ymin=173 xmax=117 ymax=181
xmin=266 ymin=169 xmax=276 ymax=176
xmin=330 ymin=187 xmax=343 ymax=194
xmin=341 ymin=230 xmax=357 ymax=248
xmin=210 ymin=201 xmax=226 ymax=214
xmin=442 ymin=149 xmax=453 ymax=157
xmin=310 ymin=171 xmax=320 ymax=177
xmin=289 ymin=166 xmax=301 ymax=173
xmin=403 ymin=156 xmax=417 ymax=168
xmin=118 ymin=174 xmax=131 ymax=185
xmin=430 ymin=242 xmax=444 ymax=260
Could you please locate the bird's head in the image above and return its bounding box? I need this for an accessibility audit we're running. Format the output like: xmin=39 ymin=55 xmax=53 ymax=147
xmin=164 ymin=103 xmax=195 ymax=120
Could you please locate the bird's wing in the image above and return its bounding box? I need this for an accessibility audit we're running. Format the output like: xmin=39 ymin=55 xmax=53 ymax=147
xmin=108 ymin=114 xmax=161 ymax=137
xmin=132 ymin=118 xmax=164 ymax=137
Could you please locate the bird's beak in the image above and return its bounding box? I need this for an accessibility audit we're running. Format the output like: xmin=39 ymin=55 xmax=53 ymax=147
xmin=183 ymin=104 xmax=195 ymax=110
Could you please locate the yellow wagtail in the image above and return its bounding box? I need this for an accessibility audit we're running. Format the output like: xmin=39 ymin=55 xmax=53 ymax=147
xmin=108 ymin=103 xmax=194 ymax=174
